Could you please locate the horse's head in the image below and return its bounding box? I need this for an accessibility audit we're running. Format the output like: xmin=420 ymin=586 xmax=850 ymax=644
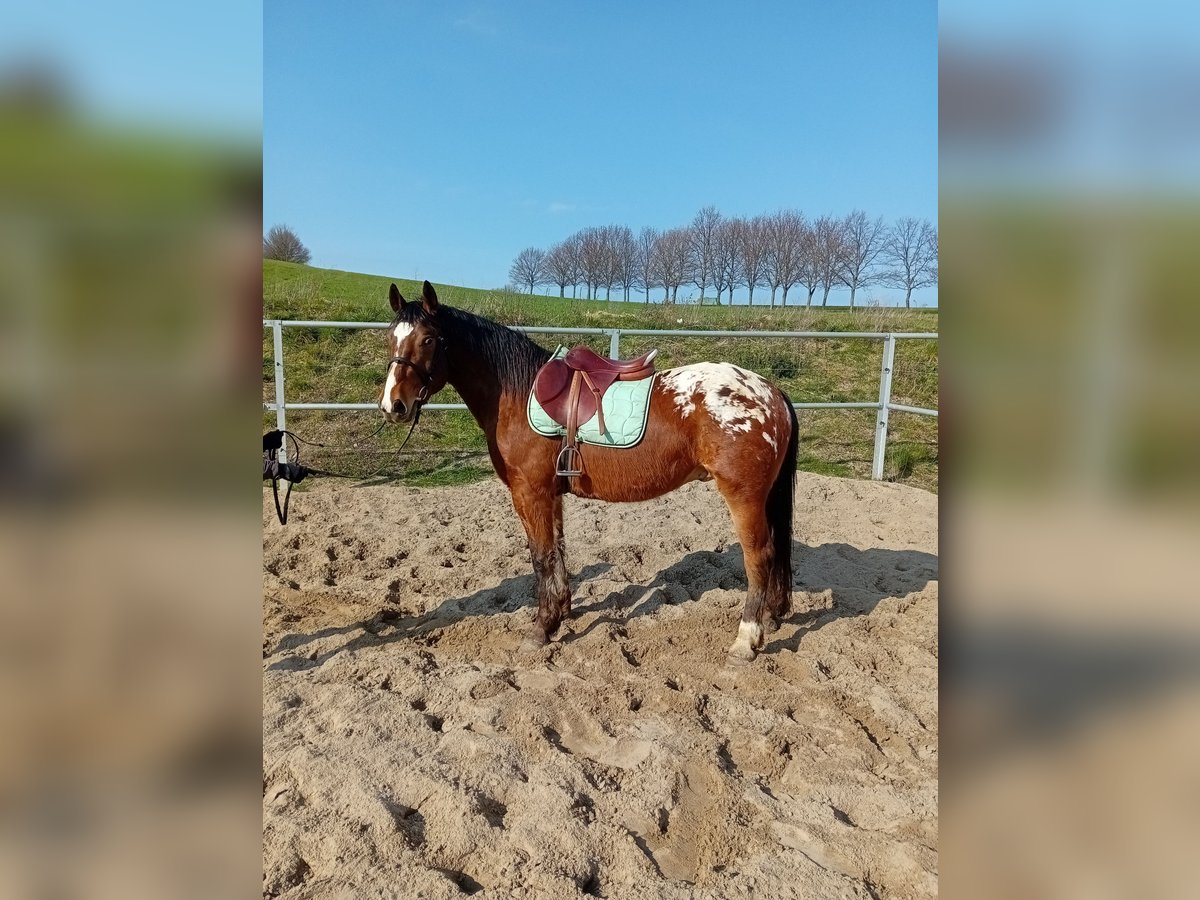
xmin=379 ymin=280 xmax=448 ymax=423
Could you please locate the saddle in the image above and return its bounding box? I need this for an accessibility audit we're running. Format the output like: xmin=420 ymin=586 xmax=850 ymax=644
xmin=533 ymin=345 xmax=658 ymax=476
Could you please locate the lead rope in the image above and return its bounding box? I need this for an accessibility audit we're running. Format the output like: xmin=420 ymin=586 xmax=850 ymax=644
xmin=264 ymin=409 xmax=426 ymax=525
xmin=263 ymin=431 xmax=306 ymax=525
xmin=271 ymin=470 xmax=293 ymax=525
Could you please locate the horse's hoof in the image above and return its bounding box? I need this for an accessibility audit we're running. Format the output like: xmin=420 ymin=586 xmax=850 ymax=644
xmin=519 ymin=630 xmax=549 ymax=653
xmin=726 ymin=643 xmax=757 ymax=667
xmin=762 ymin=616 xmax=779 ymax=636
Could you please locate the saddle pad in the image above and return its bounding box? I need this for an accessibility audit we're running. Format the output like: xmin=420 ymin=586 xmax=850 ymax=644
xmin=528 ymin=348 xmax=658 ymax=448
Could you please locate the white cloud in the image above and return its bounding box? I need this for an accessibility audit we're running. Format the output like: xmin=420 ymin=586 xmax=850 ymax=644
xmin=454 ymin=8 xmax=499 ymax=37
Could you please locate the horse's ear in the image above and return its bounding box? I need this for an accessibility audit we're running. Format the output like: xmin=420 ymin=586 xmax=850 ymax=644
xmin=421 ymin=280 xmax=439 ymax=315
xmin=389 ymin=283 xmax=406 ymax=312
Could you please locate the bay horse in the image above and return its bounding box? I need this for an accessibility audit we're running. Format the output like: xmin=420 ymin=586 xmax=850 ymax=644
xmin=379 ymin=281 xmax=798 ymax=664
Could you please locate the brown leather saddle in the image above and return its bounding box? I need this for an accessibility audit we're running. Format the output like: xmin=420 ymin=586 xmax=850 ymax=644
xmin=532 ymin=345 xmax=658 ymax=476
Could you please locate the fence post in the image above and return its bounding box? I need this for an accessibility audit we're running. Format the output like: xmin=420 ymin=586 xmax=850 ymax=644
xmin=871 ymin=334 xmax=896 ymax=480
xmin=272 ymin=320 xmax=288 ymax=464
xmin=608 ymin=328 xmax=621 ymax=359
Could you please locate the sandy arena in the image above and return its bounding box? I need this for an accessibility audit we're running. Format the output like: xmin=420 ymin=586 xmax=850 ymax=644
xmin=263 ymin=473 xmax=938 ymax=899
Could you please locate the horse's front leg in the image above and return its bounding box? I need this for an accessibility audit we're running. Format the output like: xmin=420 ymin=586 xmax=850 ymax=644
xmin=511 ymin=478 xmax=569 ymax=647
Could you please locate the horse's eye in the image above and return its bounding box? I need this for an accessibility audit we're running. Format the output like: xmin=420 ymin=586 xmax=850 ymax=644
xmin=423 ymin=337 xmax=435 ymax=346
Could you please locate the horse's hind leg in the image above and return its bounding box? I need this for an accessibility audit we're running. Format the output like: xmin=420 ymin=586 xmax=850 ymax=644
xmin=511 ymin=477 xmax=570 ymax=646
xmin=553 ymin=496 xmax=571 ymax=620
xmin=715 ymin=477 xmax=776 ymax=664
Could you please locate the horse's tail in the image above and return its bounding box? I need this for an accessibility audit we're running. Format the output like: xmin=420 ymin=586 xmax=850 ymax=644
xmin=766 ymin=393 xmax=799 ymax=616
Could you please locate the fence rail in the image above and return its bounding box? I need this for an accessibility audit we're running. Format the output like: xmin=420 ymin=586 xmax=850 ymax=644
xmin=263 ymin=320 xmax=937 ymax=480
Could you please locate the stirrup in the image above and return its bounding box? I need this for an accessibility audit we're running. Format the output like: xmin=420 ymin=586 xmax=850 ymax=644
xmin=555 ymin=445 xmax=583 ymax=477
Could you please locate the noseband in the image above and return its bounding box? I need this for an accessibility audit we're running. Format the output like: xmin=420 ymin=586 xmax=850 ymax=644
xmin=386 ymin=355 xmax=436 ymax=403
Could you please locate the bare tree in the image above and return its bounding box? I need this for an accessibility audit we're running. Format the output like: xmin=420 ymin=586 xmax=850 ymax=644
xmin=509 ymin=247 xmax=548 ymax=295
xmin=837 ymin=210 xmax=887 ymax=309
xmin=925 ymin=227 xmax=938 ymax=289
xmin=795 ymin=218 xmax=820 ymax=306
xmin=263 ymin=224 xmax=311 ymax=264
xmin=765 ymin=210 xmax=804 ymax=306
xmin=712 ymin=218 xmax=745 ymax=305
xmin=564 ymin=232 xmax=584 ymax=298
xmin=882 ymin=217 xmax=938 ymax=308
xmin=688 ymin=205 xmax=721 ymax=303
xmin=813 ymin=214 xmax=846 ymax=306
xmin=764 ymin=215 xmax=783 ymax=305
xmin=608 ymin=225 xmax=638 ymax=301
xmin=635 ymin=227 xmax=659 ymax=302
xmin=655 ymin=227 xmax=692 ymax=303
xmin=597 ymin=225 xmax=624 ymax=301
xmin=739 ymin=215 xmax=769 ymax=305
xmin=544 ymin=241 xmax=576 ymax=298
xmin=580 ymin=225 xmax=625 ymax=301
xmin=578 ymin=227 xmax=608 ymax=300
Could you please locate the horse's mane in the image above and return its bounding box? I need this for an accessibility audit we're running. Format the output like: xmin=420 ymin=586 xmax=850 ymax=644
xmin=392 ymin=303 xmax=551 ymax=396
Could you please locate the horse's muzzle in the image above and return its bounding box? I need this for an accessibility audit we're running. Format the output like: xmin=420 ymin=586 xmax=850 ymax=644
xmin=381 ymin=400 xmax=418 ymax=425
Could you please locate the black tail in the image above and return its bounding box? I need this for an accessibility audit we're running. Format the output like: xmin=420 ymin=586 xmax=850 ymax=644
xmin=766 ymin=394 xmax=799 ymax=616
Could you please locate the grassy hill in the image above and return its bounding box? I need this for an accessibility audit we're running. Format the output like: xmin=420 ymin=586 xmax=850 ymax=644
xmin=263 ymin=261 xmax=939 ymax=491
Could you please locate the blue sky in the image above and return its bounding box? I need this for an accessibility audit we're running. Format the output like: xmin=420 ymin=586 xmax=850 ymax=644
xmin=265 ymin=1 xmax=937 ymax=306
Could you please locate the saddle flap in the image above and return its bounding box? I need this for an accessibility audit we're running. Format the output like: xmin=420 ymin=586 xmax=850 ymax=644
xmin=533 ymin=359 xmax=600 ymax=428
xmin=533 ymin=358 xmax=572 ymax=406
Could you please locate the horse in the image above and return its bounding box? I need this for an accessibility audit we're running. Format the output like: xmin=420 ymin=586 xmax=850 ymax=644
xmin=378 ymin=281 xmax=799 ymax=664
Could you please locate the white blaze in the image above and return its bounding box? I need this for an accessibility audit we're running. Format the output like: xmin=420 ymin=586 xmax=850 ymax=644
xmin=381 ymin=323 xmax=414 ymax=410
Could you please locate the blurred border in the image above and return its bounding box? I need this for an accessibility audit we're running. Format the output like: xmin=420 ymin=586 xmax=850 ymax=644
xmin=1 ymin=6 xmax=262 ymax=898
xmin=942 ymin=3 xmax=1200 ymax=897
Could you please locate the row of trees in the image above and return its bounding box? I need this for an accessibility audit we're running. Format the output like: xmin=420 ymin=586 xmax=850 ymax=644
xmin=509 ymin=207 xmax=937 ymax=308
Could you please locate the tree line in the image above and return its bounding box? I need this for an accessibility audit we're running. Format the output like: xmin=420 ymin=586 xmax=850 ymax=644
xmin=509 ymin=206 xmax=937 ymax=308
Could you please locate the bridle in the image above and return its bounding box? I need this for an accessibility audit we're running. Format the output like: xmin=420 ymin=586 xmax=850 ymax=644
xmin=385 ymin=355 xmax=436 ymax=405
xmin=384 ymin=325 xmax=446 ymax=451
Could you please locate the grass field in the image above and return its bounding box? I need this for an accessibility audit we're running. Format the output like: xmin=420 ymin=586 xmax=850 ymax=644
xmin=263 ymin=261 xmax=939 ymax=491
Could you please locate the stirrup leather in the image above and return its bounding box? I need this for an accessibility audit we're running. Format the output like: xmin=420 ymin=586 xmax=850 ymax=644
xmin=557 ymin=370 xmax=586 ymax=477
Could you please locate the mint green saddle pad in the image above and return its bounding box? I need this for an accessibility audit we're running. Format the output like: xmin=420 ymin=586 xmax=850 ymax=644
xmin=527 ymin=347 xmax=658 ymax=448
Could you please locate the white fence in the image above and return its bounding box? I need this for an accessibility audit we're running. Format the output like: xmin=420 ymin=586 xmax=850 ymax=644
xmin=263 ymin=320 xmax=938 ymax=480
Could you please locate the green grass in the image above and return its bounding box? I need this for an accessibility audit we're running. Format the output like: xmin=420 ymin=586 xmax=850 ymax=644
xmin=264 ymin=261 xmax=939 ymax=491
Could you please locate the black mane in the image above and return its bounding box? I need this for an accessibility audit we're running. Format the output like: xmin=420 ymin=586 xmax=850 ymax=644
xmin=392 ymin=303 xmax=551 ymax=395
